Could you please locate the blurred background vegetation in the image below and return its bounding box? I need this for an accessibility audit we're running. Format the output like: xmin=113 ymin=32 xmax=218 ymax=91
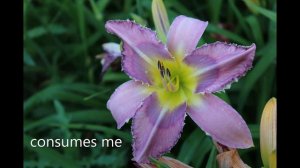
xmin=23 ymin=0 xmax=276 ymax=167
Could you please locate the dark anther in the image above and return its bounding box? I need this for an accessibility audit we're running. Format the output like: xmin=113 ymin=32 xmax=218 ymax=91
xmin=158 ymin=60 xmax=166 ymax=78
xmin=161 ymin=64 xmax=165 ymax=72
xmin=166 ymin=68 xmax=171 ymax=77
xmin=160 ymin=69 xmax=165 ymax=77
xmin=157 ymin=60 xmax=161 ymax=70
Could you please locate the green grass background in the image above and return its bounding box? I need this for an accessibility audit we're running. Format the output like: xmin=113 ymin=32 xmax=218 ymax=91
xmin=24 ymin=0 xmax=276 ymax=167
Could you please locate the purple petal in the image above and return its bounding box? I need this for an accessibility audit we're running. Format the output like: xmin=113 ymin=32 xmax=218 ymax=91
xmin=101 ymin=43 xmax=122 ymax=74
xmin=107 ymin=80 xmax=151 ymax=129
xmin=167 ymin=15 xmax=208 ymax=58
xmin=103 ymin=42 xmax=121 ymax=57
xmin=184 ymin=42 xmax=256 ymax=93
xmin=101 ymin=54 xmax=115 ymax=74
xmin=105 ymin=20 xmax=172 ymax=84
xmin=187 ymin=93 xmax=253 ymax=148
xmin=132 ymin=94 xmax=186 ymax=163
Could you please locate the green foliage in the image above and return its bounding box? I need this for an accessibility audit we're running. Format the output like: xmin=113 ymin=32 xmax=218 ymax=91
xmin=150 ymin=157 xmax=171 ymax=168
xmin=24 ymin=0 xmax=276 ymax=167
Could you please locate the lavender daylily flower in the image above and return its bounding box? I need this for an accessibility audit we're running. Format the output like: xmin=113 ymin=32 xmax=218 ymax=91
xmin=105 ymin=15 xmax=256 ymax=163
xmin=100 ymin=42 xmax=122 ymax=74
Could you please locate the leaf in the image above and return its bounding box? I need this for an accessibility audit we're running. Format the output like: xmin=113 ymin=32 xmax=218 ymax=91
xmin=249 ymin=124 xmax=260 ymax=139
xmin=93 ymin=153 xmax=126 ymax=166
xmin=177 ymin=129 xmax=204 ymax=163
xmin=131 ymin=13 xmax=148 ymax=26
xmin=246 ymin=15 xmax=264 ymax=47
xmin=244 ymin=0 xmax=276 ymax=22
xmin=158 ymin=156 xmax=193 ymax=168
xmin=54 ymin=100 xmax=71 ymax=138
xmin=24 ymin=85 xmax=67 ymax=113
xmin=194 ymin=137 xmax=214 ymax=167
xmin=51 ymin=123 xmax=131 ymax=142
xmin=24 ymin=115 xmax=57 ymax=132
xmin=24 ymin=83 xmax=105 ymax=114
xmin=140 ymin=156 xmax=193 ymax=168
xmin=76 ymin=0 xmax=88 ymax=57
xmin=26 ymin=26 xmax=47 ymax=38
xmin=208 ymin=0 xmax=223 ymax=23
xmin=24 ymin=49 xmax=36 ymax=66
xmin=102 ymin=71 xmax=130 ymax=82
xmin=24 ymin=135 xmax=79 ymax=168
xmin=68 ymin=31 xmax=103 ymax=58
xmin=54 ymin=100 xmax=65 ymax=118
xmin=26 ymin=24 xmax=67 ymax=39
xmin=228 ymin=0 xmax=251 ymax=38
xmin=83 ymin=91 xmax=110 ymax=101
xmin=166 ymin=1 xmax=195 ymax=17
xmin=206 ymin=24 xmax=250 ymax=45
xmin=255 ymin=66 xmax=275 ymax=122
xmin=88 ymin=0 xmax=102 ymax=20
xmin=149 ymin=157 xmax=170 ymax=168
xmin=206 ymin=147 xmax=217 ymax=168
xmin=68 ymin=109 xmax=114 ymax=124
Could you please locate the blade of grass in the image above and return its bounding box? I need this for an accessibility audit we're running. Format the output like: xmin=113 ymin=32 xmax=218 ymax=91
xmin=208 ymin=0 xmax=223 ymax=23
xmin=24 ymin=135 xmax=79 ymax=168
xmin=50 ymin=123 xmax=131 ymax=142
xmin=166 ymin=1 xmax=195 ymax=17
xmin=228 ymin=0 xmax=251 ymax=39
xmin=26 ymin=24 xmax=67 ymax=39
xmin=89 ymin=0 xmax=102 ymax=20
xmin=102 ymin=71 xmax=130 ymax=82
xmin=131 ymin=13 xmax=147 ymax=26
xmin=24 ymin=84 xmax=105 ymax=114
xmin=83 ymin=91 xmax=110 ymax=101
xmin=249 ymin=124 xmax=259 ymax=139
xmin=256 ymin=68 xmax=275 ymax=122
xmin=194 ymin=137 xmax=213 ymax=168
xmin=24 ymin=115 xmax=57 ymax=132
xmin=69 ymin=109 xmax=114 ymax=123
xmin=206 ymin=24 xmax=250 ymax=45
xmin=244 ymin=0 xmax=276 ymax=22
xmin=206 ymin=147 xmax=217 ymax=168
xmin=246 ymin=15 xmax=264 ymax=47
xmin=24 ymin=49 xmax=36 ymax=66
xmin=76 ymin=0 xmax=88 ymax=59
xmin=26 ymin=38 xmax=50 ymax=68
xmin=54 ymin=100 xmax=71 ymax=138
xmin=124 ymin=0 xmax=132 ymax=13
xmin=96 ymin=0 xmax=110 ymax=12
xmin=24 ymin=110 xmax=114 ymax=132
xmin=177 ymin=129 xmax=204 ymax=164
xmin=150 ymin=157 xmax=170 ymax=168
